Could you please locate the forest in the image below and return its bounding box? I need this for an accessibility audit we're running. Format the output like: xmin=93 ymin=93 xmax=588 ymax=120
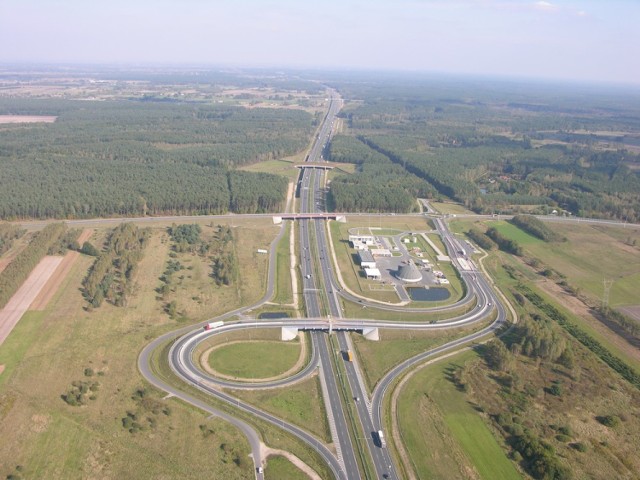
xmin=326 ymin=75 xmax=640 ymax=221
xmin=0 ymin=97 xmax=312 ymax=219
xmin=326 ymin=135 xmax=435 ymax=212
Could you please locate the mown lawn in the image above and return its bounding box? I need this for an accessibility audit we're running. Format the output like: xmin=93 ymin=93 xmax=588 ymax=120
xmin=265 ymin=455 xmax=307 ymax=480
xmin=208 ymin=340 xmax=301 ymax=379
xmin=397 ymin=350 xmax=520 ymax=480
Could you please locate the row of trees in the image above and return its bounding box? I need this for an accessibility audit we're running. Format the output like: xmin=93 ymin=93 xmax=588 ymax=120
xmin=0 ymin=223 xmax=66 ymax=309
xmin=82 ymin=224 xmax=150 ymax=308
xmin=511 ymin=215 xmax=565 ymax=242
xmin=486 ymin=227 xmax=524 ymax=256
xmin=0 ymin=223 xmax=25 ymax=255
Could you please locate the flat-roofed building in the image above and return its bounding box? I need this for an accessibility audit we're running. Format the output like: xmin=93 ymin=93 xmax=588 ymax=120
xmin=358 ymin=250 xmax=376 ymax=269
xmin=349 ymin=234 xmax=375 ymax=247
xmin=370 ymin=248 xmax=392 ymax=257
xmin=364 ymin=267 xmax=382 ymax=280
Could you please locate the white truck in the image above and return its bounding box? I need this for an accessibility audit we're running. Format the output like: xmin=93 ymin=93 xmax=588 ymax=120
xmin=377 ymin=430 xmax=386 ymax=448
xmin=203 ymin=321 xmax=224 ymax=331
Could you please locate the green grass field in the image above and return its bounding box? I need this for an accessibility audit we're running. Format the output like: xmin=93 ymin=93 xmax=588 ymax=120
xmin=230 ymin=376 xmax=331 ymax=443
xmin=207 ymin=340 xmax=301 ymax=379
xmin=489 ymin=220 xmax=640 ymax=307
xmin=352 ymin=324 xmax=489 ymax=391
xmin=273 ymin=222 xmax=293 ymax=305
xmin=265 ymin=455 xmax=308 ymax=480
xmin=396 ymin=351 xmax=520 ymax=480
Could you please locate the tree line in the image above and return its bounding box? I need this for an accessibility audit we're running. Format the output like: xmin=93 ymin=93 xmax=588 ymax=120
xmin=82 ymin=224 xmax=150 ymax=308
xmin=0 ymin=223 xmax=25 ymax=256
xmin=0 ymin=223 xmax=66 ymax=309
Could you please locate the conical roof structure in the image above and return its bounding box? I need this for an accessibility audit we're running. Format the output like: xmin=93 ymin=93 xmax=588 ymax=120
xmin=396 ymin=262 xmax=422 ymax=283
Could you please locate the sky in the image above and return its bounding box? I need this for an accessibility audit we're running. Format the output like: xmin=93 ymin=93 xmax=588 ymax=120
xmin=1 ymin=0 xmax=639 ymax=85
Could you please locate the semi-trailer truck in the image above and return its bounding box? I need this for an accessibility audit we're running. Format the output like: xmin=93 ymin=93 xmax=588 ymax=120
xmin=377 ymin=430 xmax=386 ymax=448
xmin=204 ymin=321 xmax=224 ymax=330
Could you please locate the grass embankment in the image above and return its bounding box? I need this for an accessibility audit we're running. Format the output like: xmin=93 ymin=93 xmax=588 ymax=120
xmin=273 ymin=221 xmax=293 ymax=305
xmin=396 ymin=350 xmax=520 ymax=480
xmin=229 ymin=376 xmax=331 ymax=443
xmin=208 ymin=340 xmax=301 ymax=379
xmin=0 ymin=224 xmax=300 ymax=480
xmin=239 ymin=157 xmax=302 ymax=182
xmin=430 ymin=201 xmax=474 ymax=215
xmin=265 ymin=455 xmax=308 ymax=480
xmin=352 ymin=323 xmax=490 ymax=392
xmin=341 ymin=298 xmax=473 ymax=323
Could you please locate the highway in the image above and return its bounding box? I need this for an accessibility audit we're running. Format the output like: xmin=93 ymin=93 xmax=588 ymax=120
xmin=139 ymin=89 xmax=515 ymax=480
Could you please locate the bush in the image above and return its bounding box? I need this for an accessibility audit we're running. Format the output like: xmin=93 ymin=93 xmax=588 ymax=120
xmin=571 ymin=442 xmax=588 ymax=452
xmin=597 ymin=415 xmax=621 ymax=428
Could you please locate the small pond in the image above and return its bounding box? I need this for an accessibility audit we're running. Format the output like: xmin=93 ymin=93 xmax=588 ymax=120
xmin=407 ymin=287 xmax=451 ymax=302
xmin=258 ymin=312 xmax=290 ymax=319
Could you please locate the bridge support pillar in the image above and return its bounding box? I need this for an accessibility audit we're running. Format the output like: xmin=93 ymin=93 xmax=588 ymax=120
xmin=362 ymin=327 xmax=379 ymax=341
xmin=272 ymin=216 xmax=282 ymax=225
xmin=281 ymin=327 xmax=298 ymax=341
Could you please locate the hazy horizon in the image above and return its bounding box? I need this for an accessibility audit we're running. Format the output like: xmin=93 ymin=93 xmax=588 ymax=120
xmin=2 ymin=0 xmax=639 ymax=86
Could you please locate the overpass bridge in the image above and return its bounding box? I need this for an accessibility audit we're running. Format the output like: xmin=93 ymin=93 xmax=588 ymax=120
xmin=295 ymin=163 xmax=335 ymax=170
xmin=273 ymin=213 xmax=346 ymax=223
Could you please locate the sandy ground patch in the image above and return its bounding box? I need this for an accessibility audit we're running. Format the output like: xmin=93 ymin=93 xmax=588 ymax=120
xmin=0 ymin=256 xmax=64 ymax=346
xmin=0 ymin=115 xmax=57 ymax=124
xmin=76 ymin=228 xmax=94 ymax=245
xmin=30 ymin=229 xmax=93 ymax=311
xmin=29 ymin=251 xmax=79 ymax=310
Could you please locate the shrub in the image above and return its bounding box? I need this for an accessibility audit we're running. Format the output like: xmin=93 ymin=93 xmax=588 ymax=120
xmin=597 ymin=415 xmax=621 ymax=428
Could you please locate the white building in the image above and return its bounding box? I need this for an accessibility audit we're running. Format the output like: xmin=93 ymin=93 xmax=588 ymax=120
xmin=349 ymin=234 xmax=375 ymax=248
xmin=364 ymin=267 xmax=382 ymax=280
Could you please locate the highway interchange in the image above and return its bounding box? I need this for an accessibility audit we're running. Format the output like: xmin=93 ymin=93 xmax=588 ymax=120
xmin=139 ymin=91 xmax=514 ymax=480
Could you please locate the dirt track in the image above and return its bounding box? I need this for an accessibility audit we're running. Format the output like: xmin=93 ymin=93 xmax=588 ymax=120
xmin=0 ymin=115 xmax=57 ymax=124
xmin=30 ymin=229 xmax=93 ymax=311
xmin=0 ymin=256 xmax=64 ymax=346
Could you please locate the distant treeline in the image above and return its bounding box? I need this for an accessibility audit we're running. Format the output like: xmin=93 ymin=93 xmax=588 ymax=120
xmin=0 ymin=223 xmax=66 ymax=309
xmin=328 ymin=80 xmax=640 ymax=222
xmin=327 ymin=135 xmax=435 ymax=212
xmin=82 ymin=224 xmax=150 ymax=308
xmin=0 ymin=99 xmax=311 ymax=219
